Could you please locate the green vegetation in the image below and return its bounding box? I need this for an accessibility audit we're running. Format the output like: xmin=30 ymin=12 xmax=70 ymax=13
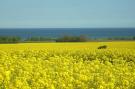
xmin=56 ymin=35 xmax=88 ymax=42
xmin=0 ymin=36 xmax=21 ymax=43
xmin=0 ymin=36 xmax=135 ymax=43
xmin=98 ymin=45 xmax=107 ymax=49
xmin=25 ymin=36 xmax=55 ymax=42
xmin=107 ymin=36 xmax=135 ymax=40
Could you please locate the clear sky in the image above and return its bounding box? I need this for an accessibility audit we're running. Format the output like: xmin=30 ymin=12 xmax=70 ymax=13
xmin=0 ymin=0 xmax=135 ymax=28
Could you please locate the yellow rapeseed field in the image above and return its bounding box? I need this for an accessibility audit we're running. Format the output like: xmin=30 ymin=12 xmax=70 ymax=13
xmin=0 ymin=41 xmax=135 ymax=50
xmin=0 ymin=41 xmax=135 ymax=89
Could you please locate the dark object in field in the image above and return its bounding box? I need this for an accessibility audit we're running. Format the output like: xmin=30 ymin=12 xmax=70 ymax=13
xmin=98 ymin=45 xmax=107 ymax=49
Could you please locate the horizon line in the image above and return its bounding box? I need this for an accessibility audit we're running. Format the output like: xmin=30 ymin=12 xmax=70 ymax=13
xmin=0 ymin=27 xmax=135 ymax=29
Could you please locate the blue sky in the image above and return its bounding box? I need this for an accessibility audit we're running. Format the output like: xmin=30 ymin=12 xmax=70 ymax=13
xmin=0 ymin=0 xmax=135 ymax=28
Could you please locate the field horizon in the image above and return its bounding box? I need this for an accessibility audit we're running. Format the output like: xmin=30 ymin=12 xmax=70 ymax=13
xmin=0 ymin=41 xmax=135 ymax=50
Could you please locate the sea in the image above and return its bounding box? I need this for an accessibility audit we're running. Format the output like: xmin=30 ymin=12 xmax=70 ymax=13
xmin=0 ymin=28 xmax=135 ymax=39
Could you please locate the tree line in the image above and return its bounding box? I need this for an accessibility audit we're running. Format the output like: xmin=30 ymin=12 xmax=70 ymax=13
xmin=0 ymin=36 xmax=21 ymax=43
xmin=0 ymin=35 xmax=135 ymax=43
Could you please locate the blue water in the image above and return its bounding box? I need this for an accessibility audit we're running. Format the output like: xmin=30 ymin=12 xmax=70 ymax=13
xmin=0 ymin=28 xmax=135 ymax=38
